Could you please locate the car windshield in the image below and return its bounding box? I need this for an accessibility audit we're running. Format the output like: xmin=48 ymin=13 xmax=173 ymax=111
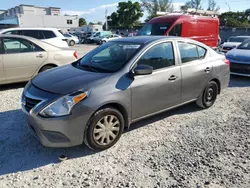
xmin=63 ymin=34 xmax=71 ymax=37
xmin=237 ymin=40 xmax=250 ymax=50
xmin=137 ymin=23 xmax=171 ymax=36
xmin=78 ymin=42 xmax=142 ymax=73
xmin=228 ymin=37 xmax=250 ymax=43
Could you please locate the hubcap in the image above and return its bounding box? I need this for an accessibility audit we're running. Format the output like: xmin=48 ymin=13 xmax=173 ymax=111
xmin=93 ymin=115 xmax=120 ymax=146
xmin=205 ymin=87 xmax=214 ymax=103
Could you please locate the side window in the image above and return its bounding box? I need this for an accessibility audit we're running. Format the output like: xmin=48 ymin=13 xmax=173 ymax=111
xmin=169 ymin=24 xmax=182 ymax=36
xmin=3 ymin=38 xmax=44 ymax=54
xmin=197 ymin=46 xmax=207 ymax=59
xmin=3 ymin=30 xmax=22 ymax=35
xmin=22 ymin=30 xmax=44 ymax=39
xmin=137 ymin=42 xmax=175 ymax=70
xmin=42 ymin=30 xmax=56 ymax=39
xmin=178 ymin=42 xmax=199 ymax=63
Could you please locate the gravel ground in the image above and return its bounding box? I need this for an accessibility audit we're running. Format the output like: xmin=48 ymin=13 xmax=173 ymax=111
xmin=0 ymin=75 xmax=249 ymax=188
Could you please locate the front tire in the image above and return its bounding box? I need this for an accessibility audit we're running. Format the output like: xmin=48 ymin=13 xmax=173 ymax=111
xmin=196 ymin=81 xmax=218 ymax=109
xmin=84 ymin=107 xmax=124 ymax=151
xmin=69 ymin=40 xmax=75 ymax=46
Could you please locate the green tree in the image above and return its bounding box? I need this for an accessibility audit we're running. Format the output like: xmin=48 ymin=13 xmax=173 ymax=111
xmin=207 ymin=0 xmax=219 ymax=12
xmin=180 ymin=0 xmax=202 ymax=12
xmin=79 ymin=18 xmax=87 ymax=27
xmin=141 ymin=0 xmax=174 ymax=21
xmin=219 ymin=11 xmax=250 ymax=27
xmin=108 ymin=1 xmax=143 ymax=29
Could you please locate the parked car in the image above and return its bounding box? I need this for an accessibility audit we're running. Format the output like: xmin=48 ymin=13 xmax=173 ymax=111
xmin=137 ymin=14 xmax=219 ymax=49
xmin=63 ymin=33 xmax=79 ymax=46
xmin=0 ymin=28 xmax=69 ymax=48
xmin=0 ymin=35 xmax=78 ymax=85
xmin=226 ymin=39 xmax=250 ymax=77
xmin=96 ymin=34 xmax=122 ymax=45
xmin=21 ymin=36 xmax=230 ymax=151
xmin=219 ymin=36 xmax=250 ymax=53
xmin=87 ymin=31 xmax=112 ymax=44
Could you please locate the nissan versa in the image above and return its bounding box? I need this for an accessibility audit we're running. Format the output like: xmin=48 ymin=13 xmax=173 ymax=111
xmin=21 ymin=36 xmax=230 ymax=151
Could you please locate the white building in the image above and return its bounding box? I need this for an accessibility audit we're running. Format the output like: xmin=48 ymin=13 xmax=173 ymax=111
xmin=0 ymin=4 xmax=79 ymax=29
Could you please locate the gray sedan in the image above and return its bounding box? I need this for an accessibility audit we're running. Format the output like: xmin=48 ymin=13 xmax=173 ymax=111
xmin=21 ymin=36 xmax=230 ymax=151
xmin=0 ymin=35 xmax=78 ymax=85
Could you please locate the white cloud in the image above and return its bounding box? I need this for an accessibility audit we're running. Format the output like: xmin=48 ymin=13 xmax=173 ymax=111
xmin=62 ymin=3 xmax=118 ymax=23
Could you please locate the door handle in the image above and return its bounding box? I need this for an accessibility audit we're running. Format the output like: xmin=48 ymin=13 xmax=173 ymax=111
xmin=168 ymin=75 xmax=178 ymax=81
xmin=204 ymin=67 xmax=211 ymax=73
xmin=36 ymin=54 xmax=44 ymax=58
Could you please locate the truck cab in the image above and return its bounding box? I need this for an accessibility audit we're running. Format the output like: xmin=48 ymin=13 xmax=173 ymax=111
xmin=137 ymin=14 xmax=219 ymax=49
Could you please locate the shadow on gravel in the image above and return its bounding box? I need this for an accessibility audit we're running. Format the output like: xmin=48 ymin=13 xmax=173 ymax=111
xmin=0 ymin=82 xmax=27 ymax=91
xmin=129 ymin=102 xmax=200 ymax=132
xmin=0 ymin=109 xmax=97 ymax=176
xmin=229 ymin=75 xmax=250 ymax=87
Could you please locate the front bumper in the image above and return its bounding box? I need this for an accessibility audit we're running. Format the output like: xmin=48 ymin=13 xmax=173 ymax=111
xmin=229 ymin=61 xmax=250 ymax=77
xmin=21 ymin=84 xmax=94 ymax=147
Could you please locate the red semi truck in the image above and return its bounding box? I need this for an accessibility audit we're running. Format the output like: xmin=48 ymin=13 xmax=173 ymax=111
xmin=137 ymin=14 xmax=220 ymax=49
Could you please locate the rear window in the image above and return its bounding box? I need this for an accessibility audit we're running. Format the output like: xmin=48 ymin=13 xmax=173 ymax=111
xmin=137 ymin=23 xmax=172 ymax=36
xmin=3 ymin=30 xmax=22 ymax=35
xmin=42 ymin=30 xmax=57 ymax=39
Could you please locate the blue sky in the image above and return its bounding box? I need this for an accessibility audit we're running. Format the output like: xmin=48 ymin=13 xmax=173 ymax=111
xmin=1 ymin=0 xmax=249 ymax=23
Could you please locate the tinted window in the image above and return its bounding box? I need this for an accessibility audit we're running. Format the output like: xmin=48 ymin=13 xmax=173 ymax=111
xmin=79 ymin=42 xmax=141 ymax=73
xmin=137 ymin=23 xmax=171 ymax=36
xmin=3 ymin=38 xmax=44 ymax=54
xmin=42 ymin=30 xmax=56 ymax=39
xmin=169 ymin=24 xmax=182 ymax=36
xmin=178 ymin=42 xmax=199 ymax=63
xmin=63 ymin=34 xmax=71 ymax=37
xmin=3 ymin=30 xmax=22 ymax=35
xmin=237 ymin=40 xmax=250 ymax=50
xmin=22 ymin=30 xmax=44 ymax=39
xmin=138 ymin=42 xmax=175 ymax=70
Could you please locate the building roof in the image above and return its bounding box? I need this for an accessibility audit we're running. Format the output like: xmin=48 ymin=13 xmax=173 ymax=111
xmin=19 ymin=4 xmax=60 ymax=9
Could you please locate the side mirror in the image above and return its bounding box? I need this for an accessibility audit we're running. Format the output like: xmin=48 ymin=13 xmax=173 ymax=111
xmin=133 ymin=64 xmax=153 ymax=76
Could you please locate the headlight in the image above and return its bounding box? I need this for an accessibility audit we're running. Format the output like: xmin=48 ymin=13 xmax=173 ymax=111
xmin=39 ymin=91 xmax=88 ymax=117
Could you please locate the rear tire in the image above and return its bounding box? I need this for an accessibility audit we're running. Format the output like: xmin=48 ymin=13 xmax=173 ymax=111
xmin=84 ymin=107 xmax=124 ymax=151
xmin=39 ymin=65 xmax=55 ymax=73
xmin=196 ymin=81 xmax=218 ymax=109
xmin=69 ymin=40 xmax=75 ymax=46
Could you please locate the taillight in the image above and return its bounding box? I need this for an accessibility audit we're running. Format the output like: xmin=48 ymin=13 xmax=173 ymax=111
xmin=73 ymin=51 xmax=78 ymax=59
xmin=223 ymin=59 xmax=230 ymax=66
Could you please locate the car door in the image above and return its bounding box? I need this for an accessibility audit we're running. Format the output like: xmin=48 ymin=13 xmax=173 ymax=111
xmin=0 ymin=39 xmax=5 ymax=84
xmin=2 ymin=37 xmax=48 ymax=82
xmin=130 ymin=41 xmax=181 ymax=120
xmin=177 ymin=41 xmax=213 ymax=102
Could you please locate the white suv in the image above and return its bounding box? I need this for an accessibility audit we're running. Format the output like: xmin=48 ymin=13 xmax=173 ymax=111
xmin=0 ymin=28 xmax=69 ymax=48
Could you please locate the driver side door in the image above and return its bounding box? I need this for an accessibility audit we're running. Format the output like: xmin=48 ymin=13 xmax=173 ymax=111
xmin=130 ymin=41 xmax=182 ymax=120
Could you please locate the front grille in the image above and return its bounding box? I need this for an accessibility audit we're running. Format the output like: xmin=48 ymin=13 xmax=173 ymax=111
xmin=24 ymin=96 xmax=42 ymax=113
xmin=230 ymin=63 xmax=250 ymax=74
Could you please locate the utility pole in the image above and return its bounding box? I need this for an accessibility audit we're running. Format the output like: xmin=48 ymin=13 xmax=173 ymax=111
xmin=105 ymin=9 xmax=108 ymax=30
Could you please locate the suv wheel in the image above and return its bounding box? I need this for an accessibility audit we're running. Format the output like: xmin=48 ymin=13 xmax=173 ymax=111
xmin=196 ymin=81 xmax=218 ymax=109
xmin=69 ymin=40 xmax=75 ymax=46
xmin=84 ymin=107 xmax=124 ymax=151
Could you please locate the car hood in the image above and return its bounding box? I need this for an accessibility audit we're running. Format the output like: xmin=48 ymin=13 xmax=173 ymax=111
xmin=32 ymin=64 xmax=111 ymax=95
xmin=226 ymin=49 xmax=250 ymax=62
xmin=223 ymin=42 xmax=241 ymax=47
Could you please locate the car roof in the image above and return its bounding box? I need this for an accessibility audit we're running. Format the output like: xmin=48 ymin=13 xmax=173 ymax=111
xmin=112 ymin=36 xmax=187 ymax=44
xmin=0 ymin=27 xmax=60 ymax=31
xmin=113 ymin=36 xmax=173 ymax=44
xmin=230 ymin=36 xmax=250 ymax=38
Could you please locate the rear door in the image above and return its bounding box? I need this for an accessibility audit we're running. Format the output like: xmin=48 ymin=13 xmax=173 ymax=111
xmin=0 ymin=39 xmax=5 ymax=84
xmin=176 ymin=41 xmax=213 ymax=102
xmin=2 ymin=37 xmax=48 ymax=82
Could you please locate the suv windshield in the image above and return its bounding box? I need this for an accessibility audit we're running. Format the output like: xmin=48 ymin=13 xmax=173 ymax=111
xmin=79 ymin=42 xmax=141 ymax=73
xmin=137 ymin=23 xmax=171 ymax=36
xmin=237 ymin=40 xmax=250 ymax=50
xmin=228 ymin=37 xmax=250 ymax=43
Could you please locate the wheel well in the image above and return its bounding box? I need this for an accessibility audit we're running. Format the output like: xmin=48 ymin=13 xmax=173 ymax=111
xmin=39 ymin=64 xmax=58 ymax=73
xmin=97 ymin=103 xmax=129 ymax=127
xmin=211 ymin=78 xmax=221 ymax=94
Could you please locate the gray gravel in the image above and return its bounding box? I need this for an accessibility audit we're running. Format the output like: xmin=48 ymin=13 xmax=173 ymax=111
xmin=0 ymin=76 xmax=249 ymax=188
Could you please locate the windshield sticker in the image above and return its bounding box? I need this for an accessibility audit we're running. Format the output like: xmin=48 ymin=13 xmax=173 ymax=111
xmin=122 ymin=45 xmax=140 ymax=49
xmin=160 ymin=27 xmax=168 ymax=30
